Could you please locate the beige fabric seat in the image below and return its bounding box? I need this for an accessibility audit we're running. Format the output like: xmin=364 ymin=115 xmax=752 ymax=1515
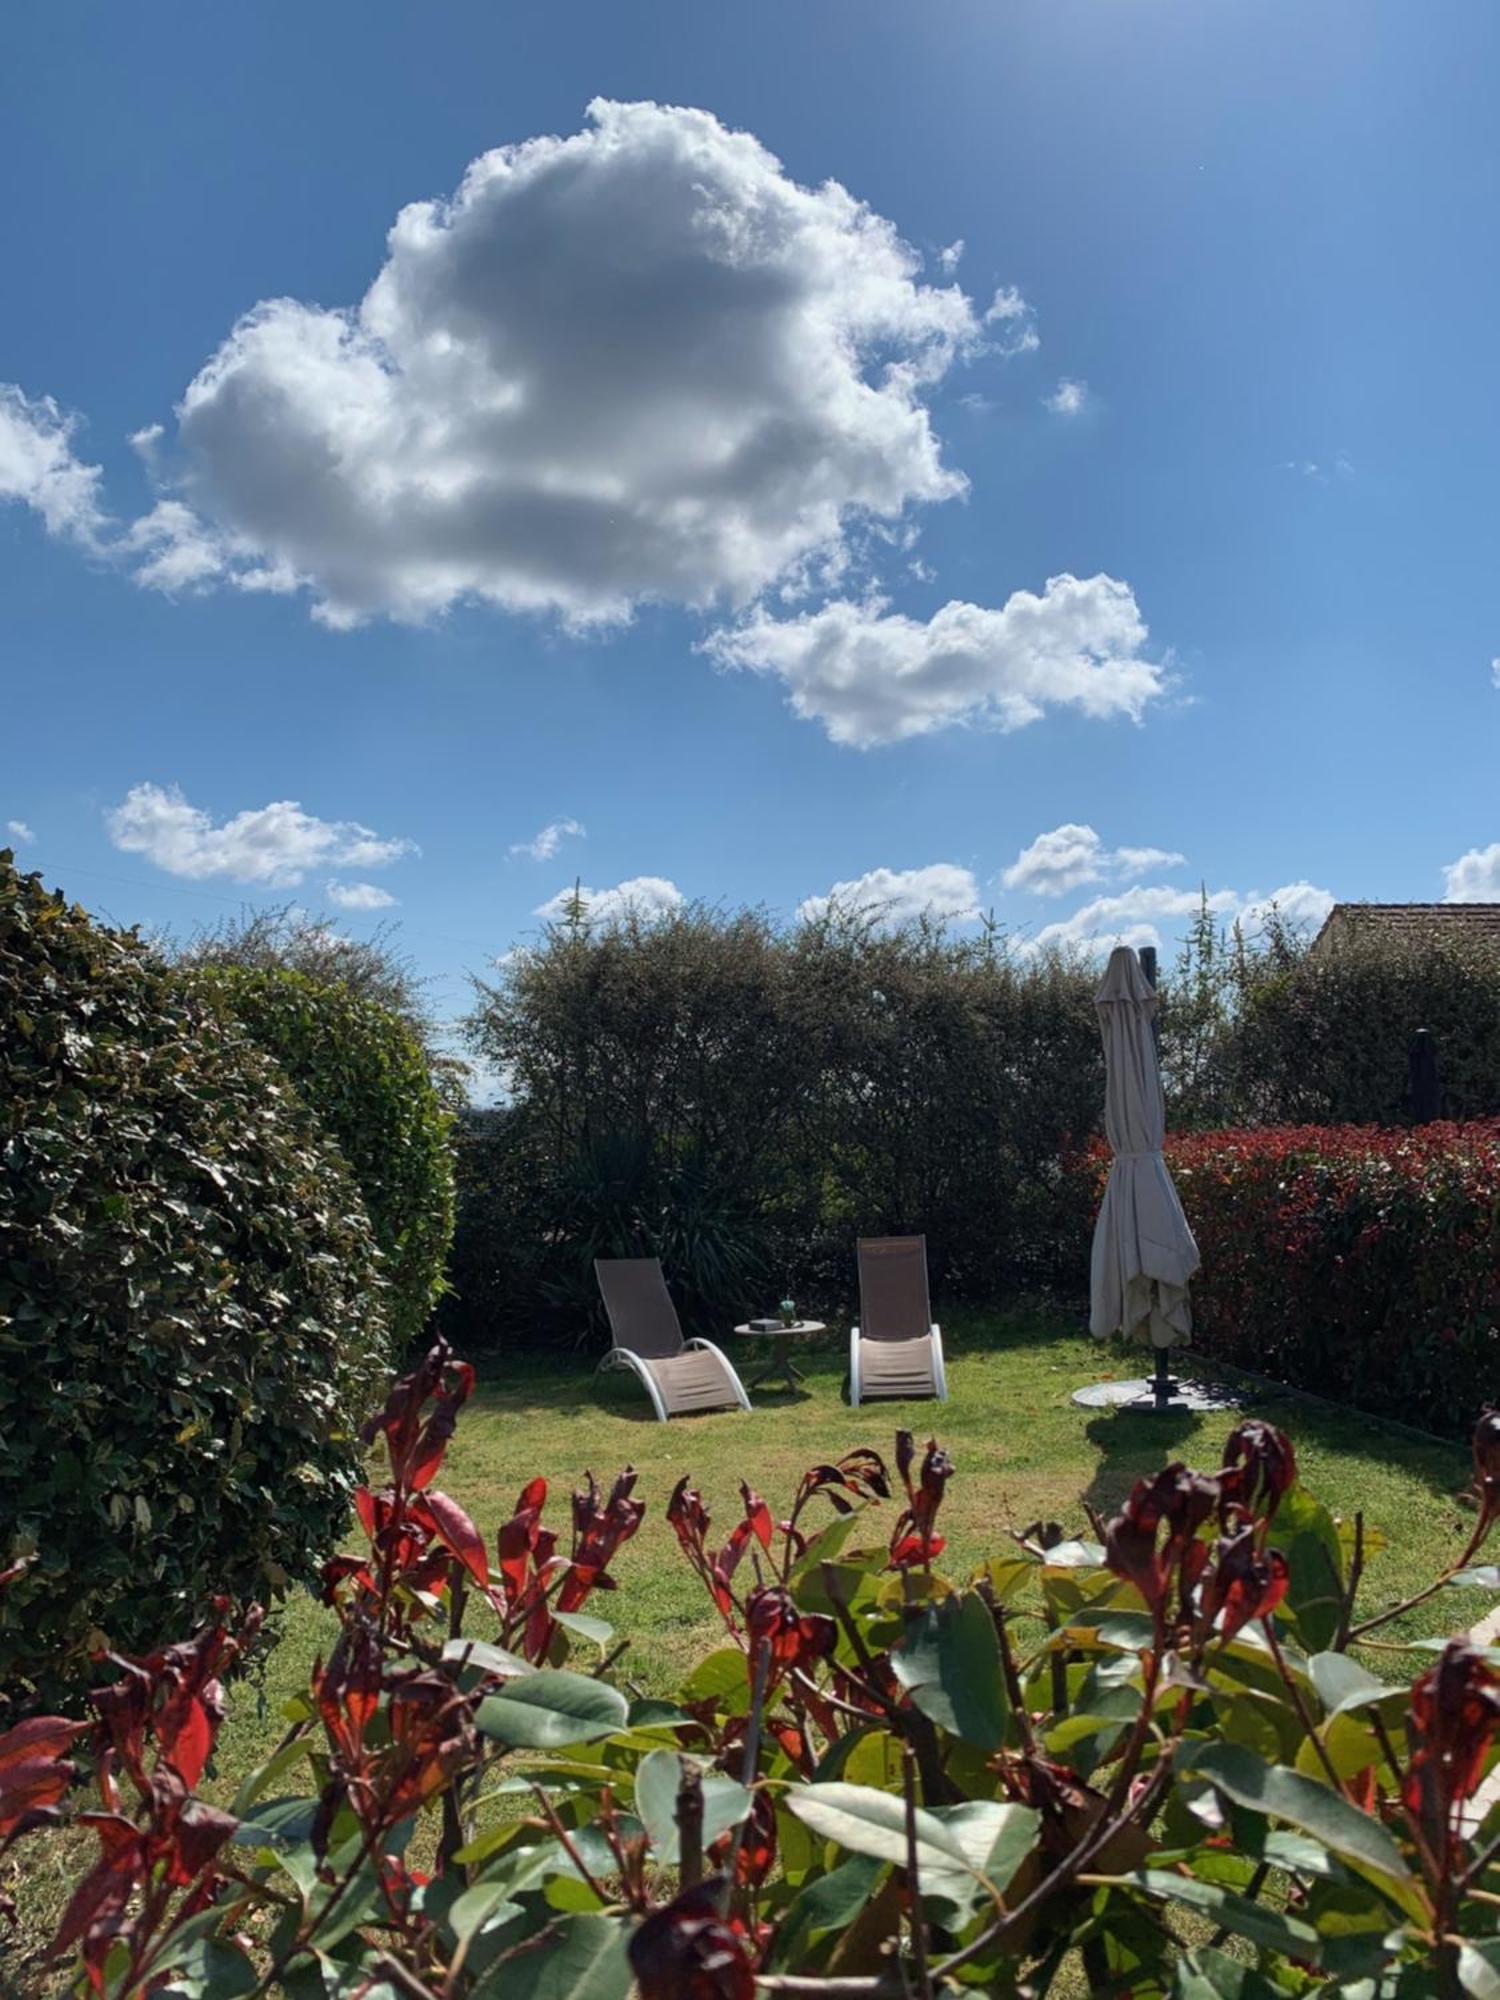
xmin=594 ymin=1257 xmax=752 ymax=1422
xmin=849 ymin=1236 xmax=947 ymax=1405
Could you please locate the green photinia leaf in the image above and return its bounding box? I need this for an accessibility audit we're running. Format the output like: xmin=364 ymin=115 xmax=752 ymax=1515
xmin=1274 ymin=1486 xmax=1347 ymax=1654
xmin=471 ymin=1912 xmax=633 ymax=1998
xmin=229 ymin=1796 xmax=320 ymax=1849
xmin=1171 ymin=1944 xmax=1292 ymax=1997
xmin=632 ymin=1749 xmax=752 ymax=1861
xmin=552 ymin=1611 xmax=614 ymax=1649
xmin=1449 ymin=1567 xmax=1500 ymax=1590
xmin=474 ymin=1672 xmax=629 ymax=1750
xmin=1132 ymin=1869 xmax=1326 ymax=1962
xmin=785 ymin=1783 xmax=1038 ymax=1919
xmin=1458 ymin=1938 xmax=1500 ymax=1998
xmin=677 ymin=1646 xmax=751 ymax=1706
xmin=1180 ymin=1742 xmax=1428 ymax=1922
xmin=769 ymin=1853 xmax=885 ymax=1971
xmin=443 ymin=1637 xmax=534 ymax=1682
xmin=891 ymin=1591 xmax=1009 ymax=1750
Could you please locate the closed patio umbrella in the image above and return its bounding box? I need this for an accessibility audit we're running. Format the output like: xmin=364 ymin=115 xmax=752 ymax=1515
xmin=1084 ymin=946 xmax=1200 ymax=1406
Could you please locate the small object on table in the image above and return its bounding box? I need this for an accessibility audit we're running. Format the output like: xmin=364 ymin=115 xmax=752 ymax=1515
xmin=780 ymin=1296 xmax=797 ymax=1328
xmin=733 ymin=1318 xmax=827 ymax=1396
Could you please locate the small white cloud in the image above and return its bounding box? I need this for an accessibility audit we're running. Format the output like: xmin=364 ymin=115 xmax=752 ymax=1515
xmin=1030 ymin=884 xmax=1240 ymax=956
xmin=107 ymin=783 xmax=416 ymax=887
xmin=937 ymin=239 xmax=965 ymax=273
xmin=128 ymin=422 xmax=164 ymax=470
xmin=983 ymin=286 xmax=1040 ymax=357
xmin=1001 ymin=824 xmax=1185 ymax=897
xmin=325 ymin=880 xmax=398 ymax=911
xmin=6 ymin=819 xmax=35 ymax=844
xmin=1283 ymin=454 xmax=1354 ymax=485
xmin=510 ymin=816 xmax=586 ymax=862
xmin=1028 ymin=879 xmax=1334 ymax=957
xmin=1237 ymin=881 xmax=1335 ymax=934
xmin=534 ymin=876 xmax=683 ymax=926
xmin=1443 ymin=843 xmax=1500 ymax=902
xmin=1044 ymin=377 xmax=1090 ymax=418
xmin=1490 ymin=656 xmax=1500 ymax=690
xmin=0 ymin=385 xmax=109 ymax=547
xmin=706 ymin=573 xmax=1169 ymax=748
xmin=798 ymin=862 xmax=981 ymax=930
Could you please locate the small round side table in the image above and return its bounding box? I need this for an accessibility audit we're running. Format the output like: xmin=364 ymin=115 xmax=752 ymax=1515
xmin=731 ymin=1320 xmax=827 ymax=1395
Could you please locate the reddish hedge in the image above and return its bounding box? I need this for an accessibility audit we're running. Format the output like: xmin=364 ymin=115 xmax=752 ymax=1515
xmin=1083 ymin=1121 xmax=1500 ymax=1435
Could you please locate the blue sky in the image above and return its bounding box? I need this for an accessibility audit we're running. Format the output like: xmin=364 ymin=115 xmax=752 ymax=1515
xmin=4 ymin=0 xmax=1500 ymax=1047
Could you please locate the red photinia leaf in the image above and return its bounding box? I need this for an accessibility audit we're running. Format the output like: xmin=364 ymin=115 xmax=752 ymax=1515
xmin=0 ymin=1716 xmax=85 ymax=1847
xmin=739 ymin=1484 xmax=774 ymax=1550
xmin=413 ymin=1490 xmax=491 ymax=1588
xmin=888 ymin=1533 xmax=946 ymax=1570
xmin=90 ymin=1607 xmax=260 ymax=1797
xmin=1104 ymin=1465 xmax=1219 ymax=1613
xmin=161 ymin=1696 xmax=217 ymax=1792
xmin=746 ymin=1588 xmax=835 ymax=1681
xmin=497 ymin=1477 xmax=550 ymax=1602
xmin=558 ymin=1468 xmax=645 ymax=1612
xmin=354 ymin=1486 xmax=380 ymax=1541
xmin=887 ymin=1439 xmax=954 ymax=1570
xmin=314 ymin=1620 xmax=383 ymax=1758
xmin=1218 ymin=1421 xmax=1297 ymax=1526
xmin=362 ymin=1337 xmax=476 ymax=1492
xmin=49 ymin=1814 xmax=142 ymax=1989
xmin=1404 ymin=1640 xmax=1500 ymax=1832
xmin=895 ymin=1430 xmax=916 ymax=1489
xmin=1202 ymin=1529 xmax=1290 ymax=1640
xmin=710 ymin=1790 xmax=777 ymax=1889
xmin=628 ymin=1880 xmax=756 ymax=2000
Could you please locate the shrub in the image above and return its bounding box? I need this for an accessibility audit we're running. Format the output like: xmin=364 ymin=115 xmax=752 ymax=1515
xmin=0 ymin=858 xmax=389 ymax=1708
xmin=12 ymin=1340 xmax=1500 ymax=1995
xmin=1078 ymin=1120 xmax=1500 ymax=1435
xmin=194 ymin=966 xmax=455 ymax=1346
xmin=454 ymin=902 xmax=1102 ymax=1350
xmin=1156 ymin=901 xmax=1500 ymax=1130
xmin=1230 ymin=925 xmax=1500 ymax=1126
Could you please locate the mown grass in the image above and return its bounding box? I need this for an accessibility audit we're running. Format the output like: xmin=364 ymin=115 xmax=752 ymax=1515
xmin=221 ymin=1302 xmax=1489 ymax=1771
xmin=4 ymin=1303 xmax=1490 ymax=1989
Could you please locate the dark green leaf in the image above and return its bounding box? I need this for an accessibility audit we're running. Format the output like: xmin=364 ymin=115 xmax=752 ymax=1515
xmin=475 ymin=1672 xmax=629 ymax=1749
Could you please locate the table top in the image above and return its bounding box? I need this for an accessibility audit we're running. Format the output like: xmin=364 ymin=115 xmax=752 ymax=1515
xmin=732 ymin=1319 xmax=826 ymax=1339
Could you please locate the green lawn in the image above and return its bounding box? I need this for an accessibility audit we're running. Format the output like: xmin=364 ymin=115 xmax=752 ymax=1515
xmin=6 ymin=1304 xmax=1491 ymax=1985
xmin=218 ymin=1301 xmax=1489 ymax=1784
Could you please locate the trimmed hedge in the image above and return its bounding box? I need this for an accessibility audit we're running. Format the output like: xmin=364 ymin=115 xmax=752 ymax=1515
xmin=1083 ymin=1121 xmax=1500 ymax=1436
xmin=194 ymin=966 xmax=455 ymax=1346
xmin=454 ymin=904 xmax=1102 ymax=1350
xmin=0 ymin=858 xmax=389 ymax=1707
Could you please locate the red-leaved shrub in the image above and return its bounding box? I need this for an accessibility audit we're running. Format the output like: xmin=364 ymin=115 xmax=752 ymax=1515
xmin=1079 ymin=1120 xmax=1500 ymax=1433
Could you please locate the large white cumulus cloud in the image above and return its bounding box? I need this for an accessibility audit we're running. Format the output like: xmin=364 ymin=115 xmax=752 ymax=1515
xmin=164 ymin=99 xmax=986 ymax=628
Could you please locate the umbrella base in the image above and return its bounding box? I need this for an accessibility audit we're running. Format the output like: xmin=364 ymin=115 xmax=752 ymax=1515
xmin=1071 ymin=1376 xmax=1242 ymax=1414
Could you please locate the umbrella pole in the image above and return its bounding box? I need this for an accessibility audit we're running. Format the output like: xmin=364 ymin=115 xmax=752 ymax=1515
xmin=1150 ymin=1341 xmax=1176 ymax=1412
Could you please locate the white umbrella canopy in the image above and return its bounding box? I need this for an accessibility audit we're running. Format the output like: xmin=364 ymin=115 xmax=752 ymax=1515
xmin=1089 ymin=945 xmax=1200 ymax=1349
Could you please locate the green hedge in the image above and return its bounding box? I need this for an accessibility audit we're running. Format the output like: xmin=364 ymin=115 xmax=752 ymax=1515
xmin=451 ymin=904 xmax=1102 ymax=1350
xmin=1079 ymin=1120 xmax=1500 ymax=1435
xmin=194 ymin=966 xmax=455 ymax=1347
xmin=0 ymin=858 xmax=389 ymax=1707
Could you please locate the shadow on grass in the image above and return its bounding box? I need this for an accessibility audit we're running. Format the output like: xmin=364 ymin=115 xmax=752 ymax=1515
xmin=1080 ymin=1408 xmax=1207 ymax=1520
xmin=1075 ymin=1359 xmax=1470 ymax=1522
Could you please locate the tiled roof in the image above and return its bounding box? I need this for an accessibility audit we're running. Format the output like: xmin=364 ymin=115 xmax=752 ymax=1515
xmin=1314 ymin=902 xmax=1500 ymax=948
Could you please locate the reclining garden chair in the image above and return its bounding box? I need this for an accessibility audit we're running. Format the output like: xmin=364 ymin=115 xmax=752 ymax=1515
xmin=594 ymin=1257 xmax=753 ymax=1422
xmin=849 ymin=1235 xmax=948 ymax=1405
